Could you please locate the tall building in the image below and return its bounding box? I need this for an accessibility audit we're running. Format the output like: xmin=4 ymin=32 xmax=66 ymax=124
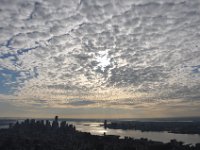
xmin=104 ymin=120 xmax=107 ymax=129
xmin=55 ymin=116 xmax=58 ymax=122
xmin=52 ymin=116 xmax=59 ymax=129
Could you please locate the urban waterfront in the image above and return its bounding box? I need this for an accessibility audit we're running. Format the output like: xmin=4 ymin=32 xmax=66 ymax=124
xmin=1 ymin=117 xmax=200 ymax=150
xmin=1 ymin=119 xmax=200 ymax=145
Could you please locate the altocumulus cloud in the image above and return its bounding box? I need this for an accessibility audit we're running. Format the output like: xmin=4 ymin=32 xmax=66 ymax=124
xmin=0 ymin=0 xmax=200 ymax=111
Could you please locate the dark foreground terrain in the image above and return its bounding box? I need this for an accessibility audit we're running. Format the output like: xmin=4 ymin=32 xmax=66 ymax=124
xmin=105 ymin=121 xmax=200 ymax=134
xmin=0 ymin=117 xmax=200 ymax=150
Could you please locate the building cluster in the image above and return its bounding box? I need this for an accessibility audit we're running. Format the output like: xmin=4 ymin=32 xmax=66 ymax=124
xmin=10 ymin=116 xmax=76 ymax=132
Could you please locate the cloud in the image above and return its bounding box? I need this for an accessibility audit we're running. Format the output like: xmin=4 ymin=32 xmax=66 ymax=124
xmin=0 ymin=0 xmax=200 ymax=112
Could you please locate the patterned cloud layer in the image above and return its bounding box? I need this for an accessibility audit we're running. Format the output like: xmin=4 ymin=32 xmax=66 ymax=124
xmin=0 ymin=0 xmax=200 ymax=111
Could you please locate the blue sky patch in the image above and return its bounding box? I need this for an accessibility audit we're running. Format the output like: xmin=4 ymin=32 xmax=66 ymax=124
xmin=0 ymin=68 xmax=20 ymax=94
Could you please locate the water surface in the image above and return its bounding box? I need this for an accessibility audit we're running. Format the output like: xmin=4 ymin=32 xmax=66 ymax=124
xmin=69 ymin=121 xmax=200 ymax=145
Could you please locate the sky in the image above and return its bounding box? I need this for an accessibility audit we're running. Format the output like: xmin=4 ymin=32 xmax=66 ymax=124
xmin=0 ymin=0 xmax=200 ymax=118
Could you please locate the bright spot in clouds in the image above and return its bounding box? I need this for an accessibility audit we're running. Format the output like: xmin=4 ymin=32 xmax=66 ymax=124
xmin=95 ymin=50 xmax=111 ymax=72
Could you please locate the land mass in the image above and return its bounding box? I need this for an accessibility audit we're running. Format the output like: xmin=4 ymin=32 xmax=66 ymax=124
xmin=0 ymin=117 xmax=200 ymax=150
xmin=105 ymin=121 xmax=200 ymax=134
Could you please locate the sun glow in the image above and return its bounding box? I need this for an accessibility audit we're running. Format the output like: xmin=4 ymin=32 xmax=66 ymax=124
xmin=95 ymin=50 xmax=111 ymax=72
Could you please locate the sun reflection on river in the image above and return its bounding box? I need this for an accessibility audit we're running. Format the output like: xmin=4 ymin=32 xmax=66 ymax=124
xmin=68 ymin=121 xmax=200 ymax=145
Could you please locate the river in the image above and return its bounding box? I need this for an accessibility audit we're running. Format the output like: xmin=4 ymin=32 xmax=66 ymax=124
xmin=69 ymin=121 xmax=200 ymax=145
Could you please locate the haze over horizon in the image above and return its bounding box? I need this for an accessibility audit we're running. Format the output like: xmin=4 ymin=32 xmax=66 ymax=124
xmin=0 ymin=0 xmax=200 ymax=118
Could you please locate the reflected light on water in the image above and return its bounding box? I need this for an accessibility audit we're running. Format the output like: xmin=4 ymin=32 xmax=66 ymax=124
xmin=96 ymin=129 xmax=107 ymax=134
xmin=69 ymin=121 xmax=200 ymax=145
